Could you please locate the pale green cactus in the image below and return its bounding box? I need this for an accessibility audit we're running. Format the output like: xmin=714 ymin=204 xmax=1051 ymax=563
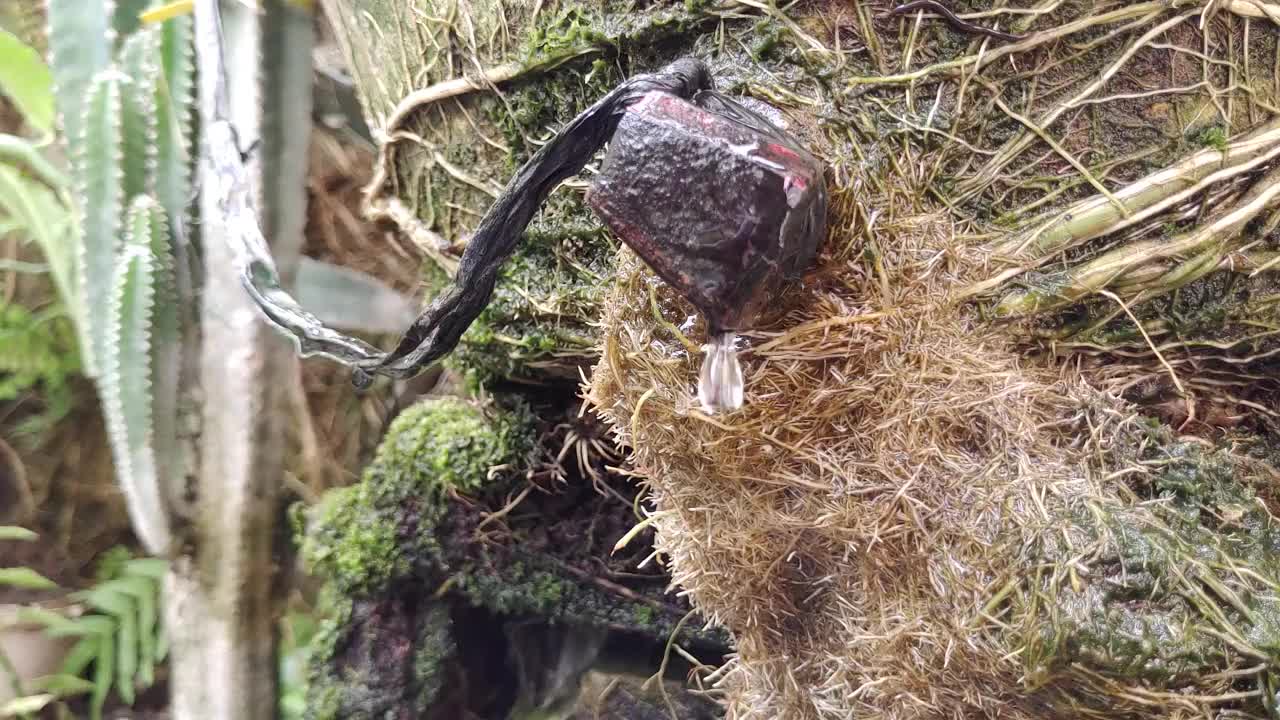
xmin=74 ymin=70 xmax=126 ymax=378
xmin=49 ymin=0 xmax=194 ymax=556
xmin=102 ymin=197 xmax=172 ymax=553
xmin=116 ymin=31 xmax=159 ymax=202
xmin=47 ymin=0 xmax=113 ymax=153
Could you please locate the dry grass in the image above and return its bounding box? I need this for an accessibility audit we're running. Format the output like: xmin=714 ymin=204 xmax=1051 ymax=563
xmin=586 ymin=48 xmax=1279 ymax=713
xmin=587 ymin=164 xmax=1131 ymax=717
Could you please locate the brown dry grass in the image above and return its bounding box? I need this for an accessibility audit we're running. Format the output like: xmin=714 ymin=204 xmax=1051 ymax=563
xmin=579 ymin=2 xmax=1280 ymax=715
xmin=587 ymin=162 xmax=1143 ymax=717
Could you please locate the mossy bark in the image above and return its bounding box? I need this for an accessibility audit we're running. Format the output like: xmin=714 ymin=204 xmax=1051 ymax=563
xmin=300 ymin=396 xmax=728 ymax=718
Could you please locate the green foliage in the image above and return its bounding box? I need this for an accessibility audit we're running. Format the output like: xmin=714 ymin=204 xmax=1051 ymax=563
xmin=279 ymin=609 xmax=320 ymax=720
xmin=0 ymin=694 xmax=56 ymax=718
xmin=0 ymin=567 xmax=57 ymax=591
xmin=1195 ymin=125 xmax=1228 ymax=152
xmin=0 ymin=28 xmax=55 ymax=137
xmin=0 ymin=304 xmax=79 ymax=433
xmin=17 ymin=557 xmax=168 ymax=720
xmin=301 ymin=398 xmax=536 ymax=594
xmin=0 ymin=526 xmax=37 ymax=541
xmin=0 ymin=153 xmax=76 ymax=332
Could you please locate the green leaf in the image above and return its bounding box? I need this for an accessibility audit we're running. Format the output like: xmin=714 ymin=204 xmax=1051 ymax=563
xmin=59 ymin=636 xmax=99 ymax=677
xmin=83 ymin=577 xmax=150 ymax=696
xmin=0 ymin=694 xmax=56 ymax=717
xmin=14 ymin=606 xmax=73 ymax=631
xmin=0 ymin=133 xmax=69 ymax=190
xmin=0 ymin=29 xmax=54 ymax=136
xmin=101 ymin=198 xmax=172 ymax=554
xmin=75 ymin=70 xmax=125 ymax=379
xmin=133 ymin=575 xmax=157 ymax=687
xmin=46 ymin=616 xmax=114 ymax=640
xmin=0 ymin=165 xmax=75 ymax=313
xmin=0 ymin=526 xmax=37 ymax=541
xmin=0 ymin=567 xmax=57 ymax=590
xmin=90 ymin=624 xmax=114 ymax=720
xmin=28 ymin=674 xmax=95 ymax=698
xmin=73 ymin=584 xmax=132 ymax=617
xmin=114 ymin=600 xmax=137 ymax=705
xmin=117 ymin=28 xmax=159 ymax=203
xmin=47 ymin=0 xmax=113 ymax=149
xmin=154 ymin=616 xmax=168 ymax=663
xmin=122 ymin=558 xmax=167 ymax=579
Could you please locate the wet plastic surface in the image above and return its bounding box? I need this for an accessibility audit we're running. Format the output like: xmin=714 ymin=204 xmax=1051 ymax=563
xmin=587 ymin=90 xmax=827 ymax=335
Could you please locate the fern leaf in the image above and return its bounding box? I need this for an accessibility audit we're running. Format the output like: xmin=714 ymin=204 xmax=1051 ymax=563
xmin=0 ymin=567 xmax=57 ymax=589
xmin=132 ymin=574 xmax=158 ymax=687
xmin=0 ymin=526 xmax=37 ymax=541
xmin=122 ymin=557 xmax=167 ymax=579
xmin=75 ymin=582 xmax=138 ymax=702
xmin=47 ymin=0 xmax=115 ymax=152
xmin=101 ymin=196 xmax=172 ymax=554
xmin=46 ymin=615 xmax=114 ymax=639
xmin=59 ymin=636 xmax=99 ymax=683
xmin=117 ymin=600 xmax=138 ymax=704
xmin=91 ymin=623 xmax=114 ymax=720
xmin=0 ymin=162 xmax=76 ymax=320
xmin=0 ymin=694 xmax=56 ymax=716
xmin=15 ymin=606 xmax=75 ymax=632
xmin=75 ymin=70 xmax=125 ymax=378
xmin=29 ymin=674 xmax=95 ymax=698
xmin=117 ymin=27 xmax=159 ymax=203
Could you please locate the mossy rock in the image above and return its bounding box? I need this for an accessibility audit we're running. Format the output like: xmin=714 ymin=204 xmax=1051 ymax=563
xmin=300 ymin=396 xmax=535 ymax=595
xmin=300 ymin=392 xmax=726 ymax=717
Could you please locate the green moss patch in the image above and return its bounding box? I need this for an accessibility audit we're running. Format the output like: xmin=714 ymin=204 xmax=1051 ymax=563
xmin=300 ymin=397 xmax=535 ymax=595
xmin=1018 ymin=442 xmax=1280 ymax=706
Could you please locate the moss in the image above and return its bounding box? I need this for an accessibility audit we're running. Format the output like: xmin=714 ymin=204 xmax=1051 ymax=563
xmin=446 ymin=222 xmax=615 ymax=386
xmin=1023 ymin=443 xmax=1280 ymax=690
xmin=1194 ymin=125 xmax=1229 ymax=152
xmin=301 ymin=397 xmax=536 ymax=595
xmin=412 ymin=604 xmax=456 ymax=708
xmin=302 ymin=486 xmax=407 ymax=595
xmin=307 ymin=684 xmax=343 ymax=720
xmin=304 ymin=588 xmax=354 ymax=720
xmin=449 ymin=558 xmax=692 ymax=640
xmin=633 ymin=605 xmax=655 ymax=627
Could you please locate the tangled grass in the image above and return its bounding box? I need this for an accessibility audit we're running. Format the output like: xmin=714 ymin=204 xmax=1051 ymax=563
xmin=584 ymin=2 xmax=1280 ymax=717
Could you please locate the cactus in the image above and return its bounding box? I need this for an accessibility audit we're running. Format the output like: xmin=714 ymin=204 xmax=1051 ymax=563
xmin=47 ymin=0 xmax=113 ymax=157
xmin=46 ymin=0 xmax=196 ymax=555
xmin=101 ymin=197 xmax=172 ymax=553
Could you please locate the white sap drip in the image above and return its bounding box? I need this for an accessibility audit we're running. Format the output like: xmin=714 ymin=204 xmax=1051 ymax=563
xmin=698 ymin=332 xmax=744 ymax=413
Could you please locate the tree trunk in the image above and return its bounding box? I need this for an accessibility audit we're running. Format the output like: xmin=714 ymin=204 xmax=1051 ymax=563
xmin=166 ymin=2 xmax=314 ymax=718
